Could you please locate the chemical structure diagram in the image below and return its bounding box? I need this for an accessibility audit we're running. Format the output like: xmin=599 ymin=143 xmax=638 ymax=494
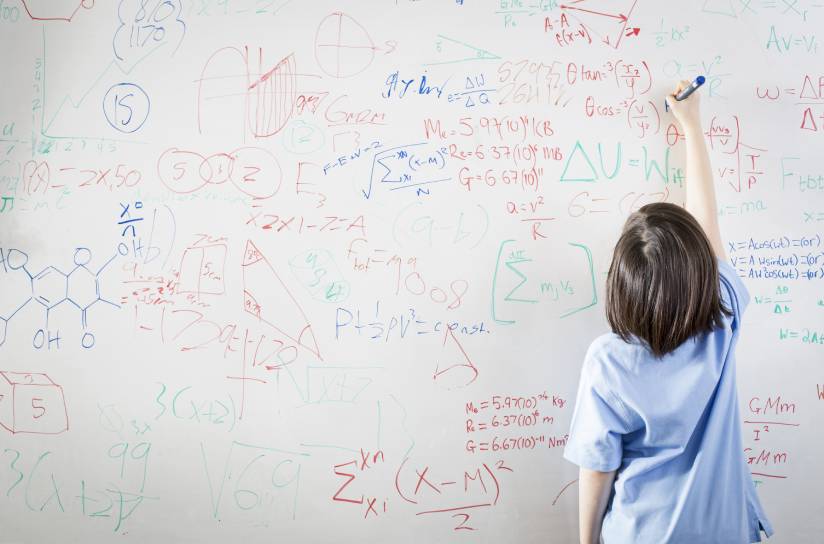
xmin=0 ymin=246 xmax=119 ymax=349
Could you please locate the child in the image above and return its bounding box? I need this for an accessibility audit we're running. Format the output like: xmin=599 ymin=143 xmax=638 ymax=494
xmin=563 ymin=81 xmax=773 ymax=543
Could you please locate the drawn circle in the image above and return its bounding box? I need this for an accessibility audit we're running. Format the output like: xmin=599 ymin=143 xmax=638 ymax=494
xmin=228 ymin=147 xmax=281 ymax=199
xmin=82 ymin=0 xmax=94 ymax=8
xmin=288 ymin=121 xmax=325 ymax=153
xmin=272 ymin=459 xmax=300 ymax=487
xmin=22 ymin=160 xmax=51 ymax=196
xmin=81 ymin=331 xmax=95 ymax=349
xmin=6 ymin=249 xmax=29 ymax=270
xmin=200 ymin=153 xmax=234 ymax=185
xmin=152 ymin=1 xmax=175 ymax=21
xmin=103 ymin=82 xmax=150 ymax=133
xmin=282 ymin=120 xmax=325 ymax=154
xmin=157 ymin=148 xmax=208 ymax=194
xmin=314 ymin=12 xmax=376 ymax=78
xmin=430 ymin=287 xmax=448 ymax=304
xmin=73 ymin=247 xmax=92 ymax=266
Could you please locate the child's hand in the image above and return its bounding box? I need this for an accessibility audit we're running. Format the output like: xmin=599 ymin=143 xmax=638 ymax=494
xmin=666 ymin=80 xmax=701 ymax=131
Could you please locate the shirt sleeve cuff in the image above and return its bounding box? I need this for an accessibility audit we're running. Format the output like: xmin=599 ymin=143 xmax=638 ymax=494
xmin=563 ymin=444 xmax=621 ymax=472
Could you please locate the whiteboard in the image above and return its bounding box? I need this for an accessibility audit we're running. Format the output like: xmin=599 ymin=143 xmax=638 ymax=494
xmin=0 ymin=0 xmax=822 ymax=542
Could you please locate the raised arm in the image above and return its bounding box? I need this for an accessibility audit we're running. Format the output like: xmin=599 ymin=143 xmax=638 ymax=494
xmin=666 ymin=80 xmax=727 ymax=261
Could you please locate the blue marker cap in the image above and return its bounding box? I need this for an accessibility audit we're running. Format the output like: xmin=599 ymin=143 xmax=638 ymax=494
xmin=666 ymin=75 xmax=706 ymax=111
xmin=675 ymin=76 xmax=705 ymax=101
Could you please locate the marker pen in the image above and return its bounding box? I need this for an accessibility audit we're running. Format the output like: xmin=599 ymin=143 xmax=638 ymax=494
xmin=665 ymin=75 xmax=706 ymax=111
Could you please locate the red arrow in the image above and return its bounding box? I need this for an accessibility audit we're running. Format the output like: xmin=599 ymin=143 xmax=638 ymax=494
xmin=625 ymin=27 xmax=640 ymax=36
xmin=560 ymin=5 xmax=628 ymax=22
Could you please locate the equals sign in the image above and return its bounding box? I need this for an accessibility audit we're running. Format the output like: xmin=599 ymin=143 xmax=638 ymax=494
xmin=480 ymin=401 xmax=489 ymax=409
xmin=478 ymin=423 xmax=488 ymax=430
xmin=784 ymin=88 xmax=797 ymax=94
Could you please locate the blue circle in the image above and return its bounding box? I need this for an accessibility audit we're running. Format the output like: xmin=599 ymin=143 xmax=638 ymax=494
xmin=103 ymin=82 xmax=150 ymax=133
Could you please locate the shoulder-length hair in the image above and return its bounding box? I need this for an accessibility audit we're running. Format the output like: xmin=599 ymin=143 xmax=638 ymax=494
xmin=605 ymin=202 xmax=732 ymax=358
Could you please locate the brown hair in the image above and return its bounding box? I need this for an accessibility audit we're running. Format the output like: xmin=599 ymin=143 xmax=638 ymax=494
xmin=605 ymin=203 xmax=732 ymax=358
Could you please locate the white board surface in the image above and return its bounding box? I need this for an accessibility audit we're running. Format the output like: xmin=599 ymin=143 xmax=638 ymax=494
xmin=0 ymin=1 xmax=822 ymax=542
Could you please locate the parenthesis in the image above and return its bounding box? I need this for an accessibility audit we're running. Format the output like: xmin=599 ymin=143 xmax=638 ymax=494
xmin=470 ymin=204 xmax=490 ymax=250
xmin=732 ymin=115 xmax=742 ymax=151
xmin=407 ymin=154 xmax=415 ymax=172
xmin=613 ymin=60 xmax=621 ymax=89
xmin=392 ymin=202 xmax=416 ymax=247
xmin=649 ymin=100 xmax=661 ymax=132
xmin=229 ymin=393 xmax=237 ymax=432
xmin=626 ymin=99 xmax=635 ymax=128
xmin=394 ymin=457 xmax=417 ymax=504
xmin=483 ymin=463 xmax=501 ymax=505
xmin=642 ymin=61 xmax=652 ymax=95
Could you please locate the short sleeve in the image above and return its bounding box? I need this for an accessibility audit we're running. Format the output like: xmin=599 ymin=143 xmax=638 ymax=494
xmin=717 ymin=257 xmax=750 ymax=326
xmin=563 ymin=354 xmax=633 ymax=472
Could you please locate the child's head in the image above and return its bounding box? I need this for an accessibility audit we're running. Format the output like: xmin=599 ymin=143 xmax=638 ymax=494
xmin=606 ymin=202 xmax=731 ymax=357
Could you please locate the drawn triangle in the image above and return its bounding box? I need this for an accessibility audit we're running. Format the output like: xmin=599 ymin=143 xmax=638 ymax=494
xmin=702 ymin=0 xmax=737 ymax=17
xmin=801 ymin=108 xmax=818 ymax=131
xmin=560 ymin=141 xmax=598 ymax=182
xmin=465 ymin=94 xmax=476 ymax=108
xmin=433 ymin=327 xmax=478 ymax=390
xmin=465 ymin=76 xmax=475 ymax=90
xmin=800 ymin=75 xmax=819 ymax=100
xmin=241 ymin=240 xmax=322 ymax=360
xmin=424 ymin=34 xmax=502 ymax=66
xmin=560 ymin=0 xmax=636 ymax=49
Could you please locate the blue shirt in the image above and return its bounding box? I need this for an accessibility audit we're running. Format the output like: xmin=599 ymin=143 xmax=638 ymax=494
xmin=563 ymin=258 xmax=774 ymax=543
